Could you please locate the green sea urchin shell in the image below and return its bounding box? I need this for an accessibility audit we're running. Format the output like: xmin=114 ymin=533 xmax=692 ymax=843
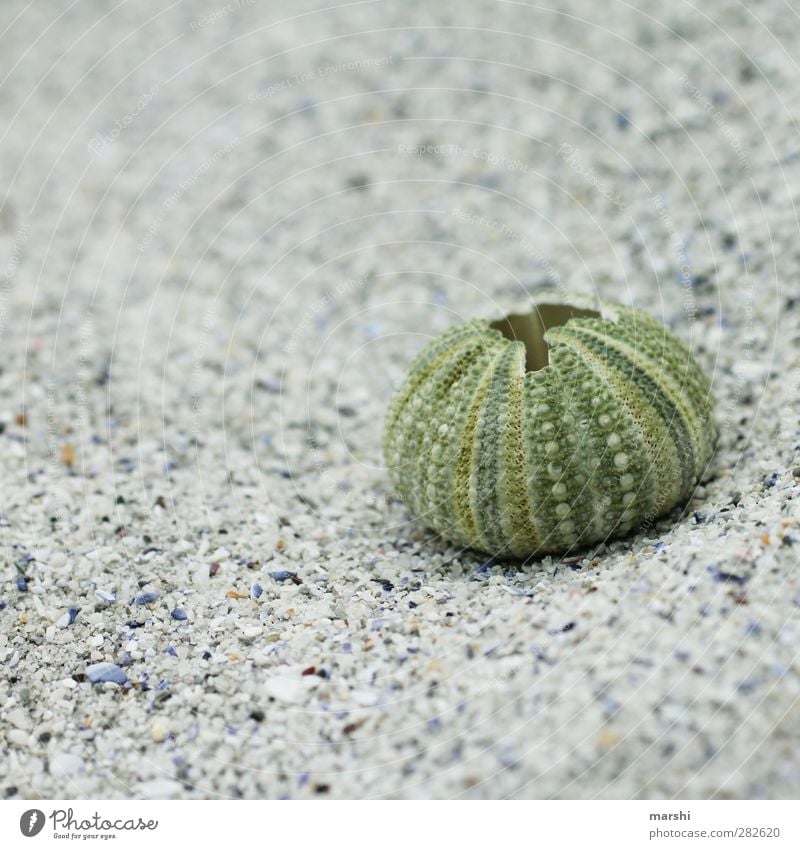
xmin=383 ymin=294 xmax=716 ymax=557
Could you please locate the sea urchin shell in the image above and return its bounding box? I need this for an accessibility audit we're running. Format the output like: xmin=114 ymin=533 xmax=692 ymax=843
xmin=383 ymin=294 xmax=716 ymax=557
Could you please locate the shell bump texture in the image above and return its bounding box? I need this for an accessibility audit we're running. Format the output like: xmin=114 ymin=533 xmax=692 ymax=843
xmin=383 ymin=295 xmax=716 ymax=558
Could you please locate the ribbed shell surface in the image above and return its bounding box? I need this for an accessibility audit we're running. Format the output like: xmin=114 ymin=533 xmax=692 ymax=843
xmin=383 ymin=303 xmax=716 ymax=557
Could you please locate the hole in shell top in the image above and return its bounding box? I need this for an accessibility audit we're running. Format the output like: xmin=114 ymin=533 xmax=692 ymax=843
xmin=489 ymin=303 xmax=602 ymax=372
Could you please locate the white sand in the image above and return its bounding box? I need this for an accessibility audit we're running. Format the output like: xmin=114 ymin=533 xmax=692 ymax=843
xmin=1 ymin=0 xmax=799 ymax=799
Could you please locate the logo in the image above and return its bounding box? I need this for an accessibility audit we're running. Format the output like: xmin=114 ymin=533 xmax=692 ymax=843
xmin=16 ymin=807 xmax=160 ymax=838
xmin=20 ymin=810 xmax=45 ymax=837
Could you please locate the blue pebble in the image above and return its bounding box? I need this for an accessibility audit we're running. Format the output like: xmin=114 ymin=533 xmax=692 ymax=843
xmin=164 ymin=646 xmax=178 ymax=656
xmin=707 ymin=564 xmax=748 ymax=584
xmin=85 ymin=662 xmax=128 ymax=685
xmin=171 ymin=608 xmax=187 ymax=621
xmin=57 ymin=607 xmax=81 ymax=628
xmin=498 ymin=745 xmax=517 ymax=767
xmin=133 ymin=591 xmax=160 ymax=605
xmin=17 ymin=577 xmax=28 ymax=592
xmin=269 ymin=571 xmax=296 ymax=582
xmin=250 ymin=583 xmax=263 ymax=599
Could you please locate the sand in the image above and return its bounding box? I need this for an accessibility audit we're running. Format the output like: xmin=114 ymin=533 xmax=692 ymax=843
xmin=1 ymin=0 xmax=799 ymax=799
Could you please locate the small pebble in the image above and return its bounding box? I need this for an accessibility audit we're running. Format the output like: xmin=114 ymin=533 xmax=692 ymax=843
xmin=171 ymin=608 xmax=188 ymax=621
xmin=264 ymin=677 xmax=306 ymax=704
xmin=133 ymin=591 xmax=160 ymax=605
xmin=49 ymin=552 xmax=68 ymax=568
xmin=95 ymin=589 xmax=116 ymax=603
xmin=136 ymin=778 xmax=183 ymax=799
xmin=85 ymin=662 xmax=128 ymax=685
xmin=5 ymin=708 xmax=32 ymax=731
xmin=7 ymin=729 xmax=29 ymax=747
xmin=50 ymin=753 xmax=85 ymax=777
xmin=269 ymin=570 xmax=298 ymax=582
xmin=708 ymin=564 xmax=749 ymax=585
xmin=151 ymin=720 xmax=168 ymax=742
xmin=56 ymin=607 xmax=80 ymax=629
